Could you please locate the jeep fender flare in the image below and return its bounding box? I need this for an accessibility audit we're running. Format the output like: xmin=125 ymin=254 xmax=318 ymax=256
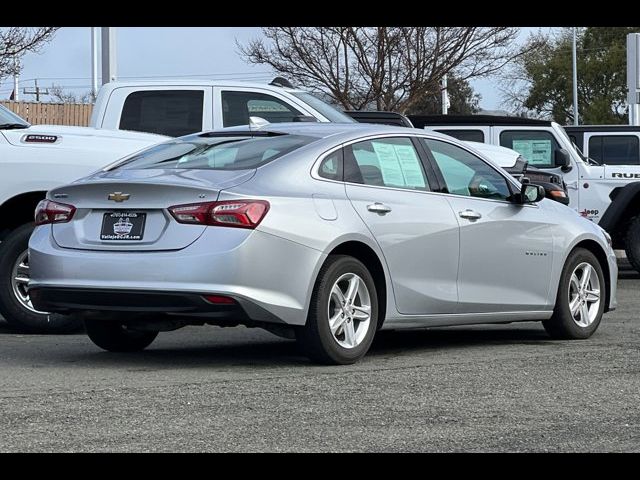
xmin=598 ymin=182 xmax=640 ymax=233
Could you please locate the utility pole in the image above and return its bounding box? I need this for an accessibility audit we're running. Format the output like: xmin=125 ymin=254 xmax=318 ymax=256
xmin=441 ymin=74 xmax=449 ymax=115
xmin=627 ymin=33 xmax=640 ymax=126
xmin=101 ymin=27 xmax=117 ymax=85
xmin=91 ymin=27 xmax=99 ymax=97
xmin=572 ymin=27 xmax=579 ymax=125
xmin=23 ymin=79 xmax=49 ymax=102
xmin=12 ymin=57 xmax=19 ymax=101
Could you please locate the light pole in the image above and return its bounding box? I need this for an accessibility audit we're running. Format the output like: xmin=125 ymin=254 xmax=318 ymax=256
xmin=101 ymin=27 xmax=117 ymax=85
xmin=441 ymin=74 xmax=449 ymax=115
xmin=91 ymin=27 xmax=99 ymax=97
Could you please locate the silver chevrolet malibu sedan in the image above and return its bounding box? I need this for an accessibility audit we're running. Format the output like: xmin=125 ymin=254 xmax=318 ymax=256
xmin=28 ymin=123 xmax=617 ymax=364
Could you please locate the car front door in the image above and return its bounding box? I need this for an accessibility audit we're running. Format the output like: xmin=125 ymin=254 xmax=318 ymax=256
xmin=214 ymin=87 xmax=312 ymax=128
xmin=343 ymin=136 xmax=460 ymax=315
xmin=421 ymin=137 xmax=555 ymax=314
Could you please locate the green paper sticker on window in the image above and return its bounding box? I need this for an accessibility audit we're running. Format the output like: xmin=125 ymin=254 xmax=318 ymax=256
xmin=512 ymin=139 xmax=552 ymax=166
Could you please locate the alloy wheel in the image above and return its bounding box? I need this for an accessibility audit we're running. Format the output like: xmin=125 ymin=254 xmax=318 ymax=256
xmin=327 ymin=273 xmax=371 ymax=349
xmin=11 ymin=250 xmax=46 ymax=314
xmin=568 ymin=262 xmax=601 ymax=328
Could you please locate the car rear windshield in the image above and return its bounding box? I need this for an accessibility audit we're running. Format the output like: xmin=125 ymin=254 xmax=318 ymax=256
xmin=115 ymin=134 xmax=315 ymax=171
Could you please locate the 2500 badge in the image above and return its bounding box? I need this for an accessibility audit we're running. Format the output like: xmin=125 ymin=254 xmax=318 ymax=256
xmin=100 ymin=212 xmax=146 ymax=240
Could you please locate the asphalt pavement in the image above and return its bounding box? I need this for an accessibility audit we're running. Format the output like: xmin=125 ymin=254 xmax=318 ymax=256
xmin=1 ymin=266 xmax=638 ymax=452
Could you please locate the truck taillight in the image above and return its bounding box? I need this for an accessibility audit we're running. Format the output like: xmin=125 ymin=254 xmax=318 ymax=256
xmin=168 ymin=200 xmax=269 ymax=229
xmin=34 ymin=200 xmax=76 ymax=226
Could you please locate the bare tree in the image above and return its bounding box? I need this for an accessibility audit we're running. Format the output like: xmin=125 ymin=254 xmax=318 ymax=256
xmin=498 ymin=30 xmax=554 ymax=118
xmin=49 ymin=84 xmax=96 ymax=104
xmin=0 ymin=27 xmax=59 ymax=82
xmin=239 ymin=27 xmax=525 ymax=112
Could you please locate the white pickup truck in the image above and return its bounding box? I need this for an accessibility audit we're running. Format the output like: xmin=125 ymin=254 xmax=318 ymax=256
xmin=88 ymin=77 xmax=355 ymax=136
xmin=0 ymin=79 xmax=356 ymax=332
xmin=0 ymin=104 xmax=167 ymax=332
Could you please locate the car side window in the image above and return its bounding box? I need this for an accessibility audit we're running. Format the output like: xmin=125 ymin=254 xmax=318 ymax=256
xmin=435 ymin=129 xmax=485 ymax=143
xmin=344 ymin=137 xmax=429 ymax=191
xmin=499 ymin=130 xmax=560 ymax=168
xmin=588 ymin=135 xmax=640 ymax=165
xmin=221 ymin=91 xmax=303 ymax=127
xmin=423 ymin=139 xmax=512 ymax=201
xmin=119 ymin=90 xmax=204 ymax=137
xmin=318 ymin=150 xmax=343 ymax=181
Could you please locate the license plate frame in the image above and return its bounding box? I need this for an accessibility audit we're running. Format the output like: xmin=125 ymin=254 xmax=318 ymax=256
xmin=100 ymin=212 xmax=146 ymax=241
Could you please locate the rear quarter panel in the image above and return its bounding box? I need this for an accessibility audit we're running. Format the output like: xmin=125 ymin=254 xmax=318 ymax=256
xmin=216 ymin=142 xmax=397 ymax=323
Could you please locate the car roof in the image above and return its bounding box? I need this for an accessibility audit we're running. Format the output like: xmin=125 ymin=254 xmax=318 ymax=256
xmin=409 ymin=114 xmax=552 ymax=128
xmin=102 ymin=79 xmax=306 ymax=94
xmin=564 ymin=125 xmax=640 ymax=131
xmin=217 ymin=122 xmax=458 ymax=141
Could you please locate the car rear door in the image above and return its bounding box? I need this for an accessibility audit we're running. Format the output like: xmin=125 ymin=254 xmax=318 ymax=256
xmin=421 ymin=137 xmax=555 ymax=313
xmin=343 ymin=135 xmax=460 ymax=315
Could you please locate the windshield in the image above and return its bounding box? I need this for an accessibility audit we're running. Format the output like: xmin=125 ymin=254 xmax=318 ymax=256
xmin=290 ymin=91 xmax=356 ymax=123
xmin=0 ymin=104 xmax=29 ymax=127
xmin=116 ymin=134 xmax=316 ymax=171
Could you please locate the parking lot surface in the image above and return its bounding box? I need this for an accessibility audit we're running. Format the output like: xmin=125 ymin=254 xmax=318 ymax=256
xmin=1 ymin=266 xmax=638 ymax=452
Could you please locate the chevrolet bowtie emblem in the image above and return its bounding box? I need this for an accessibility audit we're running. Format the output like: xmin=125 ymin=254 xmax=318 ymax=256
xmin=108 ymin=192 xmax=131 ymax=202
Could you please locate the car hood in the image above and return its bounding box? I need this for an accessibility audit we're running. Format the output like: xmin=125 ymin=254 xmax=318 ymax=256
xmin=1 ymin=124 xmax=167 ymax=146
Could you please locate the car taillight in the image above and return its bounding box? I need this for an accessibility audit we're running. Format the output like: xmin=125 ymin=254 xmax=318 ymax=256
xmin=34 ymin=200 xmax=76 ymax=226
xmin=168 ymin=200 xmax=269 ymax=229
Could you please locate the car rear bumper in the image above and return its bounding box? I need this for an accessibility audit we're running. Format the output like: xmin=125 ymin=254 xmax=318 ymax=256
xmin=28 ymin=286 xmax=289 ymax=325
xmin=28 ymin=225 xmax=325 ymax=325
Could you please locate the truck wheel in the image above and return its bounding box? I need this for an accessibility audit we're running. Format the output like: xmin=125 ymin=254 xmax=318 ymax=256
xmin=624 ymin=215 xmax=640 ymax=272
xmin=0 ymin=223 xmax=82 ymax=333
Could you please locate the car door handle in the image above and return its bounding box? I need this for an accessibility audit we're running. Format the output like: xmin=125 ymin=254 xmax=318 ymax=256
xmin=367 ymin=202 xmax=392 ymax=214
xmin=458 ymin=209 xmax=482 ymax=220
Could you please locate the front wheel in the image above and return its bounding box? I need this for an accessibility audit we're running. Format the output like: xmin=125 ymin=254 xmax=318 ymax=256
xmin=0 ymin=223 xmax=82 ymax=333
xmin=543 ymin=248 xmax=605 ymax=339
xmin=296 ymin=255 xmax=378 ymax=365
xmin=85 ymin=319 xmax=158 ymax=352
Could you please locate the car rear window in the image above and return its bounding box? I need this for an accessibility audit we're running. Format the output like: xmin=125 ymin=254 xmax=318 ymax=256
xmin=115 ymin=134 xmax=315 ymax=171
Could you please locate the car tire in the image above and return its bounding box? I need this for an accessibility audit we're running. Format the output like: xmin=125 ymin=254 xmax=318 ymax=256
xmin=543 ymin=248 xmax=605 ymax=339
xmin=85 ymin=318 xmax=158 ymax=352
xmin=0 ymin=223 xmax=82 ymax=333
xmin=296 ymin=255 xmax=378 ymax=365
xmin=624 ymin=215 xmax=640 ymax=273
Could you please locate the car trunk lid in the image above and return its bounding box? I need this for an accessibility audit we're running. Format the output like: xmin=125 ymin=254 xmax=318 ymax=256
xmin=50 ymin=168 xmax=255 ymax=251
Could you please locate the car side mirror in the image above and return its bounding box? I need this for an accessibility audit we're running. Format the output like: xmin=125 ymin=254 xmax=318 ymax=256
xmin=518 ymin=183 xmax=545 ymax=204
xmin=555 ymin=148 xmax=572 ymax=172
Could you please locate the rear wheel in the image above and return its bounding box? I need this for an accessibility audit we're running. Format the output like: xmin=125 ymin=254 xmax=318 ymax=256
xmin=0 ymin=223 xmax=82 ymax=333
xmin=543 ymin=248 xmax=605 ymax=339
xmin=85 ymin=318 xmax=158 ymax=352
xmin=296 ymin=255 xmax=378 ymax=365
xmin=624 ymin=215 xmax=640 ymax=272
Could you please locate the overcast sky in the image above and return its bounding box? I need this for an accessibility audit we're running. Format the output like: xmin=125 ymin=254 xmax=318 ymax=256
xmin=0 ymin=27 xmax=548 ymax=110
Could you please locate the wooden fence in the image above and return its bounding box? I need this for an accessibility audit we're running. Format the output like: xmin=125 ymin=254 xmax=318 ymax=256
xmin=0 ymin=101 xmax=94 ymax=127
